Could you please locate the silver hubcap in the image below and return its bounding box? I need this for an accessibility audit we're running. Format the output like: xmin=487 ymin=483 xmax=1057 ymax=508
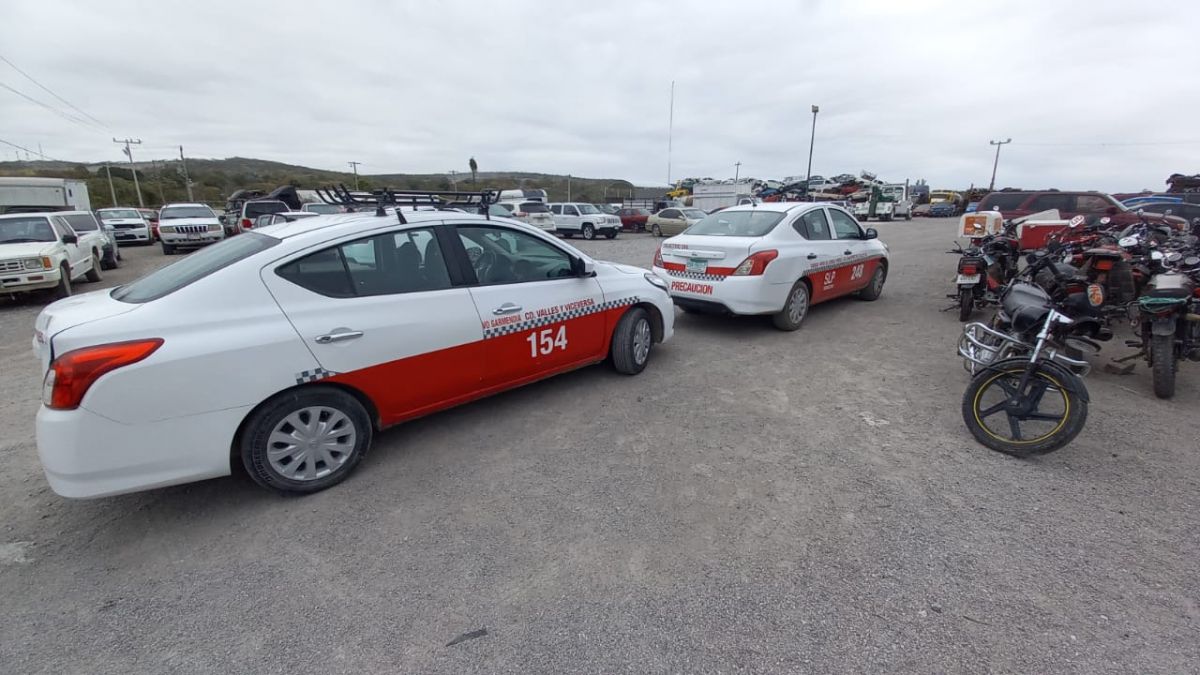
xmin=267 ymin=406 xmax=356 ymax=481
xmin=632 ymin=318 xmax=652 ymax=365
xmin=789 ymin=287 xmax=808 ymax=324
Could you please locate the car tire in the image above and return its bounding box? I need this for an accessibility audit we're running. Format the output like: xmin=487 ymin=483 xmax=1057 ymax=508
xmin=162 ymin=242 xmax=176 ymax=255
xmin=905 ymin=210 xmax=913 ymax=221
xmin=241 ymin=386 xmax=373 ymax=495
xmin=652 ymin=223 xmax=662 ymax=237
xmin=605 ymin=231 xmax=617 ymax=239
xmin=53 ymin=264 xmax=71 ymax=299
xmin=611 ymin=307 xmax=653 ymax=375
xmin=858 ymin=265 xmax=886 ymax=301
xmin=85 ymin=253 xmax=102 ymax=282
xmin=773 ymin=280 xmax=810 ymax=331
xmin=582 ymin=224 xmax=596 ymax=240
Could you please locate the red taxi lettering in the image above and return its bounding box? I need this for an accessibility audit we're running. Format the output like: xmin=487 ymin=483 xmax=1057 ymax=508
xmin=671 ymin=280 xmax=713 ymax=295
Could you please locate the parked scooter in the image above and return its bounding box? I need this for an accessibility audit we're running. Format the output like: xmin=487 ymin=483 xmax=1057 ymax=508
xmin=1129 ymin=251 xmax=1200 ymax=398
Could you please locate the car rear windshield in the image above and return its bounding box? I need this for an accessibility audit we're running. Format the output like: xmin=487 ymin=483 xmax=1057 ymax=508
xmin=520 ymin=202 xmax=550 ymax=213
xmin=0 ymin=217 xmax=55 ymax=243
xmin=161 ymin=206 xmax=215 ymax=219
xmin=686 ymin=210 xmax=786 ymax=237
xmin=111 ymin=232 xmax=279 ymax=303
xmin=978 ymin=193 xmax=1028 ymax=211
xmin=99 ymin=209 xmax=141 ymax=219
xmin=245 ymin=202 xmax=288 ymax=218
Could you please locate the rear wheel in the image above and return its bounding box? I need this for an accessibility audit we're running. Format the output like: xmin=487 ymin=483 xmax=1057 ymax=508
xmin=957 ymin=287 xmax=973 ymax=321
xmin=1151 ymin=333 xmax=1177 ymax=399
xmin=611 ymin=307 xmax=653 ymax=375
xmin=582 ymin=224 xmax=596 ymax=240
xmin=53 ymin=264 xmax=71 ymax=299
xmin=961 ymin=360 xmax=1088 ymax=457
xmin=772 ymin=280 xmax=810 ymax=331
xmin=241 ymin=386 xmax=373 ymax=494
xmin=85 ymin=253 xmax=102 ymax=282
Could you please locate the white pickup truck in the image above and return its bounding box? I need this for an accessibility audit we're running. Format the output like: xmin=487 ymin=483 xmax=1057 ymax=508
xmin=0 ymin=212 xmax=106 ymax=298
xmin=853 ymin=183 xmax=914 ymax=222
xmin=548 ymin=202 xmax=622 ymax=240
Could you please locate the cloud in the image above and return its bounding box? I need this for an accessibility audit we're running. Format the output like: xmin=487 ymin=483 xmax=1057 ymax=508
xmin=1 ymin=0 xmax=1197 ymax=192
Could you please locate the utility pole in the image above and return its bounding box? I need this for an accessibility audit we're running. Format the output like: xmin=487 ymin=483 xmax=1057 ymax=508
xmin=113 ymin=138 xmax=144 ymax=207
xmin=179 ymin=145 xmax=194 ymax=201
xmin=988 ymin=138 xmax=1012 ymax=191
xmin=348 ymin=161 xmax=361 ymax=190
xmin=666 ymin=80 xmax=675 ymax=187
xmin=805 ymin=105 xmax=820 ymax=184
xmin=104 ymin=163 xmax=117 ymax=206
xmin=567 ymin=174 xmax=572 ymax=202
xmin=152 ymin=160 xmax=166 ymax=205
xmin=734 ymin=161 xmax=741 ymax=182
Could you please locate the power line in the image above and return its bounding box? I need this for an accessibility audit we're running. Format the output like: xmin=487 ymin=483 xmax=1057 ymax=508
xmin=1014 ymin=140 xmax=1200 ymax=147
xmin=0 ymin=137 xmax=65 ymax=162
xmin=0 ymin=53 xmax=109 ymax=130
xmin=0 ymin=80 xmax=103 ymax=133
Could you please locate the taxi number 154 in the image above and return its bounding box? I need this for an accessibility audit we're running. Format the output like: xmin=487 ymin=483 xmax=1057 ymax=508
xmin=526 ymin=326 xmax=568 ymax=357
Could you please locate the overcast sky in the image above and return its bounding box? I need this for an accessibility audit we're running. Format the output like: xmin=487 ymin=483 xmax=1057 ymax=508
xmin=3 ymin=0 xmax=1198 ymax=191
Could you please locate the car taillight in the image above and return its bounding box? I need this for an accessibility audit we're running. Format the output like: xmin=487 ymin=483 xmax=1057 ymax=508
xmin=43 ymin=339 xmax=163 ymax=410
xmin=241 ymin=218 xmax=252 ymax=229
xmin=732 ymin=250 xmax=779 ymax=276
xmin=653 ymin=248 xmax=664 ymax=267
xmin=1093 ymin=258 xmax=1114 ymax=271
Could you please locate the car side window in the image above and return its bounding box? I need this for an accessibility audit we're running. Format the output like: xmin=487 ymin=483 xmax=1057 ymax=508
xmin=277 ymin=226 xmax=451 ymax=298
xmin=457 ymin=225 xmax=574 ymax=285
xmin=661 ymin=209 xmax=678 ymax=219
xmin=828 ymin=209 xmax=862 ymax=240
xmin=50 ymin=217 xmax=71 ymax=238
xmin=1029 ymin=194 xmax=1072 ymax=212
xmin=549 ymin=205 xmax=562 ymax=215
xmin=794 ymin=209 xmax=832 ymax=240
xmin=564 ymin=205 xmax=579 ymax=216
xmin=1074 ymin=195 xmax=1111 ymax=214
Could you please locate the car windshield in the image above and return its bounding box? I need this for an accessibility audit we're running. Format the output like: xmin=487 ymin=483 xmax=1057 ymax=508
xmin=112 ymin=233 xmax=279 ymax=303
xmin=302 ymin=203 xmax=341 ymax=214
xmin=577 ymin=204 xmax=600 ymax=215
xmin=161 ymin=206 xmax=215 ymax=219
xmin=0 ymin=217 xmax=56 ymax=243
xmin=682 ymin=209 xmax=707 ymax=219
xmin=685 ymin=210 xmax=786 ymax=237
xmin=99 ymin=209 xmax=141 ymax=220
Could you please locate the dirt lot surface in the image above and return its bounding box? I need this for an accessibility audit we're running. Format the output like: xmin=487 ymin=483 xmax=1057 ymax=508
xmin=2 ymin=220 xmax=1198 ymax=673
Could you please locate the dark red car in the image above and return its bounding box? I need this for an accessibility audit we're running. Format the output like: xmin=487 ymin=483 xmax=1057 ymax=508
xmin=977 ymin=190 xmax=1186 ymax=230
xmin=616 ymin=207 xmax=651 ymax=232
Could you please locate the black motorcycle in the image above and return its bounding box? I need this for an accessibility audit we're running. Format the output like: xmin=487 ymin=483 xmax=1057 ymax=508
xmin=948 ymin=219 xmax=1022 ymax=321
xmin=1131 ymin=251 xmax=1200 ymax=398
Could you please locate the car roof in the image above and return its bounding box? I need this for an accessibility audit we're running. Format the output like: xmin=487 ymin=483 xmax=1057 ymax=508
xmin=706 ymin=201 xmax=823 ymax=214
xmin=161 ymin=203 xmax=212 ymax=209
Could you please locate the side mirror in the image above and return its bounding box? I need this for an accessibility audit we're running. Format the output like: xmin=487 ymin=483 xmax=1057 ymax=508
xmin=218 ymin=215 xmax=227 ymax=224
xmin=572 ymin=257 xmax=595 ymax=276
xmin=62 ymin=233 xmax=78 ymax=244
xmin=863 ymin=227 xmax=878 ymax=240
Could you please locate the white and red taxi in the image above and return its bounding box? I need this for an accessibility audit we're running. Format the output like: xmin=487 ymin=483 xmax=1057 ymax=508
xmin=651 ymin=202 xmax=888 ymax=329
xmin=32 ymin=208 xmax=674 ymax=498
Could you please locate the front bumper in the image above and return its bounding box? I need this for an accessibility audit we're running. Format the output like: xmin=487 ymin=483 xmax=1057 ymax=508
xmin=0 ymin=266 xmax=62 ymax=293
xmin=113 ymin=228 xmax=152 ymax=243
xmin=161 ymin=232 xmax=224 ymax=246
xmin=652 ymin=266 xmax=791 ymax=315
xmin=36 ymin=403 xmax=252 ymax=498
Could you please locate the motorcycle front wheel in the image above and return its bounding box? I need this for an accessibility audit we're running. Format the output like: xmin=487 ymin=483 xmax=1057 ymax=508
xmin=962 ymin=359 xmax=1088 ymax=457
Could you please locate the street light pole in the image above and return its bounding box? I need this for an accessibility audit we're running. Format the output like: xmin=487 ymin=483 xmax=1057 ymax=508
xmin=805 ymin=105 xmax=819 ymax=184
xmin=988 ymin=138 xmax=1012 ymax=191
xmin=348 ymin=161 xmax=361 ymax=190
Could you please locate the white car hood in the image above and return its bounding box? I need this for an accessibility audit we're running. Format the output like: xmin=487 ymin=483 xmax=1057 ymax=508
xmin=0 ymin=241 xmax=58 ymax=258
xmin=161 ymin=217 xmax=219 ymax=227
xmin=33 ymin=290 xmax=142 ymax=370
xmin=598 ymin=261 xmax=647 ymax=276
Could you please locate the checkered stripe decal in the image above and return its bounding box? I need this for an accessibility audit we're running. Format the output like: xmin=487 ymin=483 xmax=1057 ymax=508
xmin=482 ymin=296 xmax=640 ymax=339
xmin=295 ymin=367 xmax=338 ymax=384
xmin=664 ymin=268 xmax=728 ymax=282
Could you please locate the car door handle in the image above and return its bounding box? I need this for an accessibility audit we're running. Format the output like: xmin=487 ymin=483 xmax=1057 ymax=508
xmin=314 ymin=330 xmax=363 ymax=344
xmin=492 ymin=303 xmax=522 ymax=315
xmin=807 ymin=253 xmax=818 ymax=260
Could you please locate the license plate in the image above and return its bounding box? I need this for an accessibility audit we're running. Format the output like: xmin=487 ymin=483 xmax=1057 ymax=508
xmin=186 ymin=233 xmax=203 ymax=240
xmin=956 ymin=274 xmax=981 ymax=285
xmin=686 ymin=258 xmax=707 ymax=273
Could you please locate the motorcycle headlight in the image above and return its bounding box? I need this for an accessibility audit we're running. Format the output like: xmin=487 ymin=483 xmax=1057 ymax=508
xmin=644 ymin=272 xmax=668 ymax=291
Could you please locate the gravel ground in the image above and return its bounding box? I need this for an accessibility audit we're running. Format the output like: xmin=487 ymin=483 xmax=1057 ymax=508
xmin=1 ymin=220 xmax=1198 ymax=674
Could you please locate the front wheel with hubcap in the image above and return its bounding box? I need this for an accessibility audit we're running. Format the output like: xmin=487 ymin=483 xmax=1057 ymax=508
xmin=1151 ymin=333 xmax=1177 ymax=399
xmin=859 ymin=265 xmax=886 ymax=301
xmin=961 ymin=359 xmax=1088 ymax=457
xmin=53 ymin=264 xmax=72 ymax=299
xmin=85 ymin=253 xmax=102 ymax=282
xmin=582 ymin=224 xmax=596 ymax=240
xmin=773 ymin=280 xmax=810 ymax=331
xmin=611 ymin=307 xmax=653 ymax=375
xmin=241 ymin=386 xmax=373 ymax=494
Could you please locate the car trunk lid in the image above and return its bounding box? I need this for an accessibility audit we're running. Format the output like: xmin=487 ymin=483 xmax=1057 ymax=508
xmin=33 ymin=290 xmax=142 ymax=371
xmin=658 ymin=234 xmax=760 ymax=276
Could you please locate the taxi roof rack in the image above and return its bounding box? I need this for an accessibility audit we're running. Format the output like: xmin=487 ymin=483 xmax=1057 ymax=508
xmin=316 ymin=184 xmax=500 ymax=224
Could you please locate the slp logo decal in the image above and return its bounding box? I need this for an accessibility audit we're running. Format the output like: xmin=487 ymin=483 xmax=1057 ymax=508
xmin=671 ymin=280 xmax=713 ymax=295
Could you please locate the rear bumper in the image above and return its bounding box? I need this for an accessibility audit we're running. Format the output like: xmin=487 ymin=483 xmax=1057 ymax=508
xmin=0 ymin=266 xmax=62 ymax=293
xmin=652 ymin=266 xmax=790 ymax=315
xmin=35 ymin=404 xmax=251 ymax=498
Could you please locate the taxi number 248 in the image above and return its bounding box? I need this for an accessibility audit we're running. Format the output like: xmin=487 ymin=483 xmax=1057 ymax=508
xmin=526 ymin=326 xmax=568 ymax=357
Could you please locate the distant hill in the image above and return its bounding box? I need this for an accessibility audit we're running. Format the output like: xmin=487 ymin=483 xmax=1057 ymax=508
xmin=0 ymin=157 xmax=659 ymax=208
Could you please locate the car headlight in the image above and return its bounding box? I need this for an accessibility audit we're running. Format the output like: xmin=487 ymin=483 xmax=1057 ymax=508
xmin=22 ymin=257 xmax=41 ymax=270
xmin=160 ymin=225 xmax=175 ymax=233
xmin=644 ymin=272 xmax=668 ymax=291
xmin=208 ymin=224 xmax=221 ymax=231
